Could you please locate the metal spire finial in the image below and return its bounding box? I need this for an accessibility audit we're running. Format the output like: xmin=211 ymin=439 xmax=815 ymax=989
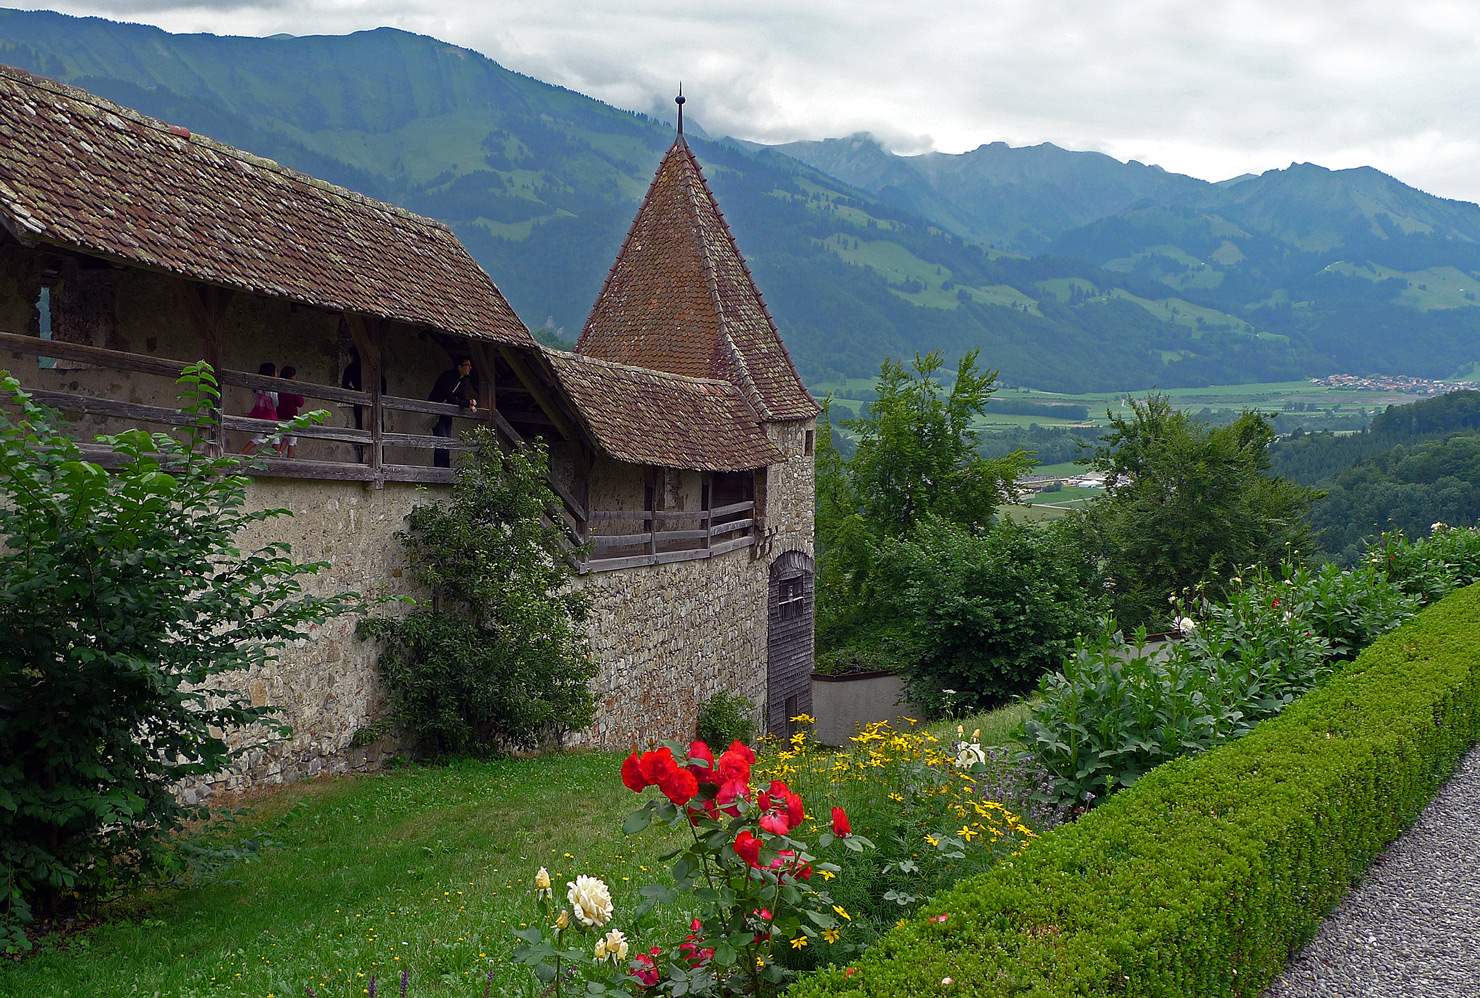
xmin=675 ymin=84 xmax=686 ymax=136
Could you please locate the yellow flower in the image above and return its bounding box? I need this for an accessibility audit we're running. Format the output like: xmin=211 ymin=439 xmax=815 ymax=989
xmin=534 ymin=866 xmax=552 ymax=895
xmin=958 ymin=826 xmax=977 ymax=841
xmin=818 ymin=869 xmax=836 ymax=881
xmin=833 ymin=905 xmax=851 ymax=921
xmin=925 ymin=834 xmax=939 ymax=847
xmin=554 ymin=910 xmax=569 ymax=930
xmin=822 ymin=928 xmax=841 ymax=944
xmin=790 ymin=935 xmax=808 ymax=950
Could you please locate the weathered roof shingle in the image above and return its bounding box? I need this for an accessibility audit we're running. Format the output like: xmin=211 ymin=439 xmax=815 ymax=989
xmin=576 ymin=137 xmax=819 ymax=422
xmin=0 ymin=63 xmax=534 ymax=347
xmin=545 ymin=349 xmax=785 ymax=472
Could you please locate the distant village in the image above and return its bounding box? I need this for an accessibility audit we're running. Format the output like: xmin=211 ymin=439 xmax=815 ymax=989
xmin=1312 ymin=373 xmax=1477 ymax=394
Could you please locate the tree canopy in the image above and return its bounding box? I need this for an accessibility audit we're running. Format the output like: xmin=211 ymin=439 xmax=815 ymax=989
xmin=1076 ymin=395 xmax=1318 ymax=629
xmin=816 ymin=350 xmax=1033 ymax=652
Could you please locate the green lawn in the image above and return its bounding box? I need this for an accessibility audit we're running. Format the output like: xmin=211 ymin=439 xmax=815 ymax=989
xmin=2 ymin=753 xmax=690 ymax=997
xmin=3 ymin=700 xmax=1037 ymax=997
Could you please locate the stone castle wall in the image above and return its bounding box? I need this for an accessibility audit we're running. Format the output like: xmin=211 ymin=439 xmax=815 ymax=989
xmin=569 ymin=549 xmax=769 ymax=750
xmin=763 ymin=418 xmax=816 ymax=559
xmin=179 ymin=478 xmax=434 ymax=801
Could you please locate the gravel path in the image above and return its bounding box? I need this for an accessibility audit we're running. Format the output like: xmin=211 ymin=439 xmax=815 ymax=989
xmin=1262 ymin=744 xmax=1480 ymax=998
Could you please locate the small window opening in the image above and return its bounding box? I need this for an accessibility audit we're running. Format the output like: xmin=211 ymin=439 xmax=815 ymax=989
xmin=785 ymin=694 xmax=801 ymax=737
xmin=779 ymin=575 xmax=805 ymax=618
xmin=804 ymin=429 xmax=815 ymax=456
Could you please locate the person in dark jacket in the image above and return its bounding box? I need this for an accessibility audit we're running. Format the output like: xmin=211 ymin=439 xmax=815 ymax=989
xmin=429 ymin=355 xmax=477 ymax=468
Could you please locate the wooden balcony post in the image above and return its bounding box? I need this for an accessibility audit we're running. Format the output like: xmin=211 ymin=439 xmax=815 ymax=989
xmin=345 ymin=314 xmax=384 ymax=489
xmin=177 ymin=281 xmax=231 ymax=455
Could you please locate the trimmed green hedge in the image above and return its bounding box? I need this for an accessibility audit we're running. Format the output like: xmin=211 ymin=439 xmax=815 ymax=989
xmin=790 ymin=584 xmax=1480 ymax=998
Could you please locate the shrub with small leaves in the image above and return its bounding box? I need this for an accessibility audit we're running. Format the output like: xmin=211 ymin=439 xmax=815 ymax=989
xmin=696 ymin=690 xmax=756 ymax=748
xmin=0 ymin=366 xmax=357 ymax=949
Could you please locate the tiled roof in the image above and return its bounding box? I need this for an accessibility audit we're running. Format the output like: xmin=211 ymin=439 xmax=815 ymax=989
xmin=0 ymin=64 xmax=534 ymax=347
xmin=544 ymin=349 xmax=785 ymax=472
xmin=576 ymin=137 xmax=819 ymax=422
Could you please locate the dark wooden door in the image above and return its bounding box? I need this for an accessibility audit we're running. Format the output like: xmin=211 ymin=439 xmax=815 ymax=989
xmin=766 ymin=551 xmax=814 ymax=737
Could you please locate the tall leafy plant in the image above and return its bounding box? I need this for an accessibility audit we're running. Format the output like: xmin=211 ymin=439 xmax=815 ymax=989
xmin=0 ymin=366 xmax=356 ymax=946
xmin=358 ymin=428 xmax=596 ymax=755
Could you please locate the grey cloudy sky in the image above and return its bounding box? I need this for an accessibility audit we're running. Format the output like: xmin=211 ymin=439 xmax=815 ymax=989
xmin=14 ymin=0 xmax=1480 ymax=203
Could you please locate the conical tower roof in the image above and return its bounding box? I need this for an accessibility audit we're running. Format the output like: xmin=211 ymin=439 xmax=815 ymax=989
xmin=576 ymin=134 xmax=819 ymax=422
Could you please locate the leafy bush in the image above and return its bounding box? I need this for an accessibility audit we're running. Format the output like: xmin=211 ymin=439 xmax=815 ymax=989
xmin=1025 ymin=527 xmax=1479 ymax=808
xmin=695 ymin=691 xmax=756 ymax=747
xmin=811 ymin=646 xmax=892 ymax=677
xmin=788 ymin=584 xmax=1480 ymax=998
xmin=0 ymin=368 xmax=356 ymax=947
xmin=358 ymin=429 xmax=596 ymax=756
xmin=1025 ymin=583 xmax=1333 ymax=806
xmin=873 ymin=517 xmax=1105 ymax=715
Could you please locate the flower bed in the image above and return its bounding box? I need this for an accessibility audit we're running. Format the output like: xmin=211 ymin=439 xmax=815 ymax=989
xmin=787 ymin=583 xmax=1480 ymax=998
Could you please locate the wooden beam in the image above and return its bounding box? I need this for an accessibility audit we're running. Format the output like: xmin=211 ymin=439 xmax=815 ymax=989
xmin=344 ymin=314 xmax=384 ymax=488
xmin=467 ymin=341 xmax=498 ymax=420
xmin=496 ymin=345 xmax=581 ymax=444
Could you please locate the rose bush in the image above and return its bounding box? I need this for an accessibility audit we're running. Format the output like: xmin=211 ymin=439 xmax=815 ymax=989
xmin=619 ymin=738 xmax=873 ymax=997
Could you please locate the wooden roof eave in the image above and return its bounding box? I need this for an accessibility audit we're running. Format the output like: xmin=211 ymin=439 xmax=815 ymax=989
xmin=496 ymin=343 xmax=598 ymax=456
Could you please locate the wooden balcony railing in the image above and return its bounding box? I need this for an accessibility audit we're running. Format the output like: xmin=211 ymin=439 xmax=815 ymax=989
xmin=582 ymin=500 xmax=755 ymax=572
xmin=1 ymin=330 xmax=760 ymax=575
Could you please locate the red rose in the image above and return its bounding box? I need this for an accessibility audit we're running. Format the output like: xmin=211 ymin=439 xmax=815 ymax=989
xmin=716 ymin=745 xmax=751 ymax=784
xmin=660 ymin=768 xmax=699 ymax=806
xmin=759 ymin=812 xmax=790 ymax=836
xmin=687 ymin=741 xmax=716 ymax=783
xmin=832 ymin=806 xmax=851 ymax=837
xmin=786 ymin=792 xmax=805 ymax=829
xmin=729 ymin=740 xmax=756 ymax=764
xmin=768 ymin=779 xmax=791 ymax=797
xmin=734 ymin=830 xmax=762 ymax=867
xmin=640 ymin=747 xmax=678 ymax=785
xmin=621 ymin=752 xmax=648 ymax=792
xmin=716 ymin=778 xmax=750 ymax=817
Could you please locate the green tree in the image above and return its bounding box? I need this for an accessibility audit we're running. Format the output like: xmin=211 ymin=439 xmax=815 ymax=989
xmin=816 ymin=350 xmax=1033 ymax=661
xmin=0 ymin=368 xmax=357 ymax=945
xmin=1076 ymin=395 xmax=1317 ymax=629
xmin=358 ymin=428 xmax=596 ymax=755
xmin=873 ymin=516 xmax=1104 ymax=714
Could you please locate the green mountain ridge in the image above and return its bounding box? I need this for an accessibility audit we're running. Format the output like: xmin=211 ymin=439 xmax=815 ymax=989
xmin=2 ymin=9 xmax=1476 ymax=392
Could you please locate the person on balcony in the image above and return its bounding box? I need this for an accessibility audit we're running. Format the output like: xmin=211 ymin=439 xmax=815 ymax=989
xmin=428 ymin=355 xmax=477 ymax=468
xmin=240 ymin=361 xmax=278 ymax=454
xmin=275 ymin=365 xmax=304 ymax=459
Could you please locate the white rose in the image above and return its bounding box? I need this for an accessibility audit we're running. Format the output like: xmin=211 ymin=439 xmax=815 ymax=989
xmin=595 ymin=928 xmax=629 ymax=964
xmin=1176 ymin=616 xmax=1196 ymax=635
xmin=954 ymin=743 xmax=986 ymax=770
xmin=567 ymin=874 xmax=614 ymax=928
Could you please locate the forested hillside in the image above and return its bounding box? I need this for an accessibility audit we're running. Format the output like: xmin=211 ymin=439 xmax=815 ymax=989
xmin=1268 ymin=391 xmax=1480 ymax=562
xmin=3 ymin=10 xmax=1478 ymax=391
xmin=1270 ymin=390 xmax=1480 ymax=483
